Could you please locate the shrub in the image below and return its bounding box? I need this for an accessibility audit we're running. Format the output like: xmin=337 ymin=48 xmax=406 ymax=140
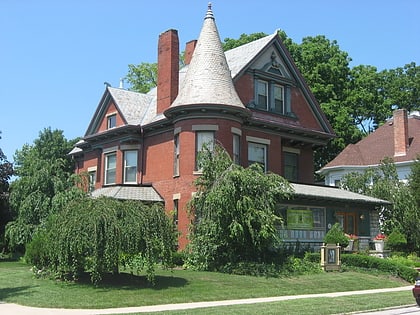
xmin=341 ymin=253 xmax=418 ymax=282
xmin=323 ymin=223 xmax=349 ymax=248
xmin=386 ymin=230 xmax=407 ymax=251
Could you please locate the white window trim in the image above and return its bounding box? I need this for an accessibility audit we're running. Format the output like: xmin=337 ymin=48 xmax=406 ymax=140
xmin=174 ymin=127 xmax=182 ymax=135
xmin=104 ymin=153 xmax=117 ymax=185
xmin=246 ymin=136 xmax=271 ymax=145
xmin=120 ymin=144 xmax=141 ymax=151
xmin=283 ymin=147 xmax=301 ymax=154
xmin=87 ymin=166 xmax=97 ymax=172
xmin=123 ymin=150 xmax=138 ymax=184
xmin=192 ymin=124 xmax=219 ymax=131
xmin=231 ymin=127 xmax=242 ymax=136
xmin=103 ymin=146 xmax=118 ymax=154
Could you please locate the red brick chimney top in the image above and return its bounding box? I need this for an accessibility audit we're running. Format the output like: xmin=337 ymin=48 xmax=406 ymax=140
xmin=393 ymin=109 xmax=409 ymax=157
xmin=157 ymin=29 xmax=179 ymax=115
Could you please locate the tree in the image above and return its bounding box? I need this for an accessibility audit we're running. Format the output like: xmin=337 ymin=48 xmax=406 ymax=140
xmin=341 ymin=158 xmax=420 ymax=252
xmin=5 ymin=128 xmax=78 ymax=251
xmin=126 ymin=62 xmax=158 ymax=93
xmin=0 ymin=132 xmax=14 ymax=248
xmin=25 ymin=196 xmax=176 ymax=285
xmin=409 ymin=157 xmax=420 ymax=210
xmin=186 ymin=144 xmax=293 ymax=270
xmin=379 ymin=62 xmax=419 ymax=113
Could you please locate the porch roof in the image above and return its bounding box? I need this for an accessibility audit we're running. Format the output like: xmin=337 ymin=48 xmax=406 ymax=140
xmin=291 ymin=183 xmax=391 ymax=206
xmin=91 ymin=186 xmax=163 ymax=202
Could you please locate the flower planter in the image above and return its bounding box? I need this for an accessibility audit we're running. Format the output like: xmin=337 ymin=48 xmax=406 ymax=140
xmin=344 ymin=239 xmax=354 ymax=251
xmin=374 ymin=240 xmax=385 ymax=251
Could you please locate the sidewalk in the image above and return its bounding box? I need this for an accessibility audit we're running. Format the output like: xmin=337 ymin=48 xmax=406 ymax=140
xmin=0 ymin=285 xmax=414 ymax=315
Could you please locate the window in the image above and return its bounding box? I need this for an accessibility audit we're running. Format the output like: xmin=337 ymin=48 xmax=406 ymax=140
xmin=274 ymin=85 xmax=284 ymax=114
xmin=107 ymin=114 xmax=116 ymax=129
xmin=284 ymin=152 xmax=298 ymax=182
xmin=173 ymin=199 xmax=179 ymax=226
xmin=105 ymin=153 xmax=116 ymax=185
xmin=124 ymin=150 xmax=137 ymax=183
xmin=174 ymin=134 xmax=180 ymax=176
xmin=233 ymin=134 xmax=240 ymax=164
xmin=282 ymin=206 xmax=325 ymax=230
xmin=254 ymin=79 xmax=290 ymax=115
xmin=248 ymin=142 xmax=267 ymax=172
xmin=88 ymin=171 xmax=96 ymax=192
xmin=256 ymin=80 xmax=268 ymax=110
xmin=196 ymin=131 xmax=214 ymax=171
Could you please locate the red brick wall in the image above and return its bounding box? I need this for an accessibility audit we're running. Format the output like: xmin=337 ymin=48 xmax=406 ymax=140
xmin=97 ymin=102 xmax=124 ymax=132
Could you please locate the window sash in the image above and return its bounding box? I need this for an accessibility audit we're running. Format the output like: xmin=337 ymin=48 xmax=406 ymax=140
xmin=256 ymin=80 xmax=268 ymax=109
xmin=88 ymin=171 xmax=96 ymax=192
xmin=196 ymin=131 xmax=214 ymax=170
xmin=233 ymin=134 xmax=240 ymax=164
xmin=284 ymin=152 xmax=298 ymax=182
xmin=248 ymin=142 xmax=267 ymax=171
xmin=273 ymin=85 xmax=284 ymax=113
xmin=105 ymin=153 xmax=116 ymax=185
xmin=174 ymin=134 xmax=180 ymax=176
xmin=124 ymin=151 xmax=137 ymax=183
xmin=107 ymin=114 xmax=116 ymax=129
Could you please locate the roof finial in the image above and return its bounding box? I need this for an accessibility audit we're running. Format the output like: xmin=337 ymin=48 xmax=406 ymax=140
xmin=205 ymin=2 xmax=214 ymax=20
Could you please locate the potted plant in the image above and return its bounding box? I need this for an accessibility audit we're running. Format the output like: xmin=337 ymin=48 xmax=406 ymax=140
xmin=324 ymin=223 xmax=349 ymax=249
xmin=345 ymin=234 xmax=358 ymax=251
xmin=373 ymin=233 xmax=387 ymax=251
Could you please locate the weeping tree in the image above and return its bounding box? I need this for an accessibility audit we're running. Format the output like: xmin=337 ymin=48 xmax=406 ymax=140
xmin=187 ymin=144 xmax=293 ymax=271
xmin=25 ymin=196 xmax=176 ymax=285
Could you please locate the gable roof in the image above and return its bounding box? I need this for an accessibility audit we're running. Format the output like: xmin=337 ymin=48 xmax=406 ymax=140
xmin=82 ymin=6 xmax=333 ymax=139
xmin=84 ymin=87 xmax=155 ymax=136
xmin=320 ymin=113 xmax=420 ymax=172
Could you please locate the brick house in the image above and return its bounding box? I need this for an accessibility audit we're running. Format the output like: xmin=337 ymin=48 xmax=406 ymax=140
xmin=319 ymin=109 xmax=420 ymax=186
xmin=70 ymin=4 xmax=389 ymax=249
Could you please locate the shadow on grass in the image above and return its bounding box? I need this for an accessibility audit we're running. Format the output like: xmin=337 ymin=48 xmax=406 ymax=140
xmin=0 ymin=286 xmax=33 ymax=301
xmin=76 ymin=272 xmax=188 ymax=291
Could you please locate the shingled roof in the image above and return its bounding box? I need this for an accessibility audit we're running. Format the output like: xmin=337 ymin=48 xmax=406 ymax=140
xmin=291 ymin=183 xmax=390 ymax=206
xmin=321 ymin=112 xmax=420 ymax=170
xmin=166 ymin=3 xmax=246 ymax=113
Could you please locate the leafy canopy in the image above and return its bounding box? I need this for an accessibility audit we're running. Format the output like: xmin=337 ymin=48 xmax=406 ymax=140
xmin=187 ymin=144 xmax=293 ymax=270
xmin=25 ymin=196 xmax=177 ymax=285
xmin=5 ymin=127 xmax=78 ymax=250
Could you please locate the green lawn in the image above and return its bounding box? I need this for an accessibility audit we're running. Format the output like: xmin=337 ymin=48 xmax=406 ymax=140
xmin=0 ymin=260 xmax=415 ymax=314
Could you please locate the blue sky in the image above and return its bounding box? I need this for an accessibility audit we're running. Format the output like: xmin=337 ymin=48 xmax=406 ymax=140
xmin=1 ymin=0 xmax=419 ymax=162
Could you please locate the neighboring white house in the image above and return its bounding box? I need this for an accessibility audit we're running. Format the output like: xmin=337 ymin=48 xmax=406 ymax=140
xmin=318 ymin=109 xmax=420 ymax=186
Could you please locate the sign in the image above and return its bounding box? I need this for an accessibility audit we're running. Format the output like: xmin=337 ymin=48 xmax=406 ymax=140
xmin=287 ymin=209 xmax=313 ymax=229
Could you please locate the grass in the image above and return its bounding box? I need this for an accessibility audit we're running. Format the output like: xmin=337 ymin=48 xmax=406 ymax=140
xmin=0 ymin=260 xmax=416 ymax=313
xmin=121 ymin=292 xmax=415 ymax=315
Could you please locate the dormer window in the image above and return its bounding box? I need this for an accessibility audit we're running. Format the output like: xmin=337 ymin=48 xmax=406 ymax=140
xmin=107 ymin=114 xmax=117 ymax=129
xmin=255 ymin=79 xmax=288 ymax=115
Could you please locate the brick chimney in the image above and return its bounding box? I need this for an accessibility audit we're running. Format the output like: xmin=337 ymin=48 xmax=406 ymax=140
xmin=157 ymin=29 xmax=179 ymax=114
xmin=184 ymin=40 xmax=197 ymax=65
xmin=394 ymin=109 xmax=409 ymax=157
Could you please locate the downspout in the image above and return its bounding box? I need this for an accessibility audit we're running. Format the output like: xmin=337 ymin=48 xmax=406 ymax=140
xmin=140 ymin=126 xmax=144 ymax=185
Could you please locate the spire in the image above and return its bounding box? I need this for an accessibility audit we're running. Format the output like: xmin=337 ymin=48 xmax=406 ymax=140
xmin=165 ymin=3 xmax=246 ymax=116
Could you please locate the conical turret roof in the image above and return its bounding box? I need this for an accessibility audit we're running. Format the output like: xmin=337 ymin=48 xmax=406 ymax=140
xmin=166 ymin=4 xmax=246 ymax=115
